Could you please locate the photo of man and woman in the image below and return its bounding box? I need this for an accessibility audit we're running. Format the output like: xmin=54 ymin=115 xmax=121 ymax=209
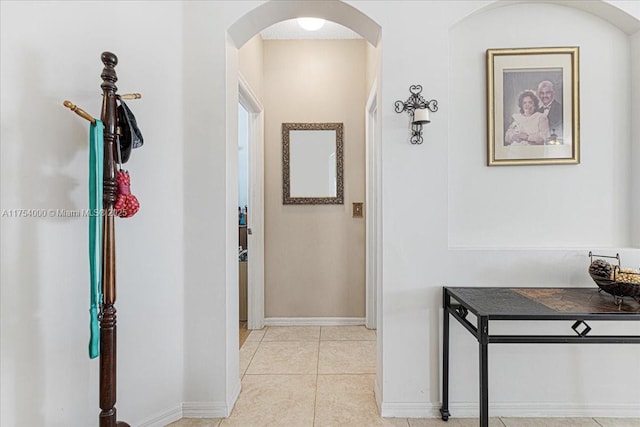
xmin=502 ymin=69 xmax=563 ymax=146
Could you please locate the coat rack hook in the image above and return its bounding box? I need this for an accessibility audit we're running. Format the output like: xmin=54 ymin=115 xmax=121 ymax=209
xmin=120 ymin=93 xmax=142 ymax=100
xmin=63 ymin=100 xmax=96 ymax=125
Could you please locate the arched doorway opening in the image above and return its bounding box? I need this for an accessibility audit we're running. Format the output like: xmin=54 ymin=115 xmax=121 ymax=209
xmin=225 ymin=0 xmax=383 ymax=415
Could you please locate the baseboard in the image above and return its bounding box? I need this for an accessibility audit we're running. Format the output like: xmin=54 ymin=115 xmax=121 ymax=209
xmin=228 ymin=378 xmax=242 ymax=416
xmin=136 ymin=405 xmax=182 ymax=427
xmin=182 ymin=401 xmax=229 ymax=418
xmin=374 ymin=377 xmax=382 ymax=413
xmin=459 ymin=402 xmax=640 ymax=418
xmin=380 ymin=401 xmax=432 ymax=418
xmin=264 ymin=317 xmax=366 ymax=326
xmin=138 ymin=381 xmax=240 ymax=424
xmin=137 ymin=384 xmax=240 ymax=425
xmin=381 ymin=401 xmax=640 ymax=418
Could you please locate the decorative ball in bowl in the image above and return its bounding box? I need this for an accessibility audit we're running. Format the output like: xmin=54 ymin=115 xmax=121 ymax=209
xmin=588 ymin=258 xmax=640 ymax=300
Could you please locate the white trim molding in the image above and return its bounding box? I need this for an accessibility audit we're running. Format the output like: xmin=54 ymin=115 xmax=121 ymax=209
xmin=264 ymin=317 xmax=366 ymax=327
xmin=374 ymin=375 xmax=382 ymax=413
xmin=238 ymin=72 xmax=265 ymax=331
xmin=136 ymin=405 xmax=182 ymax=427
xmin=381 ymin=401 xmax=640 ymax=419
xmin=227 ymin=378 xmax=242 ymax=417
xmin=182 ymin=401 xmax=229 ymax=419
xmin=365 ymin=81 xmax=380 ymax=331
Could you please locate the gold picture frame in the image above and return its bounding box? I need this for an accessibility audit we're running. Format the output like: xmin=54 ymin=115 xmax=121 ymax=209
xmin=487 ymin=47 xmax=580 ymax=166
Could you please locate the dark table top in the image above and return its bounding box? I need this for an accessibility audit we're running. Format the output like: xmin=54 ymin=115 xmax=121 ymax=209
xmin=445 ymin=287 xmax=640 ymax=320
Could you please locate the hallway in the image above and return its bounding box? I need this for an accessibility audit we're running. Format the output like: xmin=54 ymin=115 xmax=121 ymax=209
xmin=171 ymin=325 xmax=385 ymax=426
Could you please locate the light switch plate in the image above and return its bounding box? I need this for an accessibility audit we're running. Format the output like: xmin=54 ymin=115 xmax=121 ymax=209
xmin=352 ymin=202 xmax=364 ymax=218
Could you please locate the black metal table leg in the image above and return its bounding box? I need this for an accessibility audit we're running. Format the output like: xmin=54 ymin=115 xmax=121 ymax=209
xmin=440 ymin=290 xmax=451 ymax=421
xmin=479 ymin=316 xmax=489 ymax=427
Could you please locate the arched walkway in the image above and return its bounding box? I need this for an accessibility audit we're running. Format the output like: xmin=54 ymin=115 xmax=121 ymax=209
xmin=222 ymin=0 xmax=383 ymax=417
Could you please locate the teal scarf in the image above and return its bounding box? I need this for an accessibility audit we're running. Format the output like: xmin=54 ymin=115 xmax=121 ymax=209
xmin=88 ymin=120 xmax=104 ymax=359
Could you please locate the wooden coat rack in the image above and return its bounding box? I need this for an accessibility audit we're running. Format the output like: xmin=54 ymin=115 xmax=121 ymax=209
xmin=64 ymin=51 xmax=140 ymax=427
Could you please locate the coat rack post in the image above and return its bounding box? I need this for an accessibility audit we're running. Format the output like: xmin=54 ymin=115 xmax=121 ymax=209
xmin=99 ymin=51 xmax=129 ymax=427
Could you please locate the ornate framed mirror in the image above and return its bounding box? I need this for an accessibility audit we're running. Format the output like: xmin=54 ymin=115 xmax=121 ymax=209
xmin=282 ymin=122 xmax=344 ymax=205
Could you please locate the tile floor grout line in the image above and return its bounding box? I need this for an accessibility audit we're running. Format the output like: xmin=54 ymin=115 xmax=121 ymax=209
xmin=241 ymin=342 xmax=260 ymax=379
xmin=313 ymin=329 xmax=321 ymax=427
xmin=243 ymin=373 xmax=318 ymax=376
xmin=593 ymin=417 xmax=605 ymax=427
xmin=317 ymin=372 xmax=377 ymax=376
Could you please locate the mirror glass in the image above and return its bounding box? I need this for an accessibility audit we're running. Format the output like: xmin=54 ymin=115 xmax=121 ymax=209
xmin=282 ymin=123 xmax=343 ymax=204
xmin=290 ymin=130 xmax=336 ymax=197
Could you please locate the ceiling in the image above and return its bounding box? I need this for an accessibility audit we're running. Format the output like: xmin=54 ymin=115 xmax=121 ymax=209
xmin=260 ymin=19 xmax=362 ymax=40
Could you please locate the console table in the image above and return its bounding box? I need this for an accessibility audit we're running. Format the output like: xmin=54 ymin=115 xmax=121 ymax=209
xmin=440 ymin=287 xmax=640 ymax=426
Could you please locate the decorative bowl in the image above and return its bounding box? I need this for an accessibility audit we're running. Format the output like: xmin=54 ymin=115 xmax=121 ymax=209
xmin=589 ymin=272 xmax=640 ymax=299
xmin=588 ymin=252 xmax=640 ymax=303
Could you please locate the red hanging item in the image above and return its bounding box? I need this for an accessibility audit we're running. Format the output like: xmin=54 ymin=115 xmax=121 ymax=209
xmin=115 ymin=170 xmax=140 ymax=218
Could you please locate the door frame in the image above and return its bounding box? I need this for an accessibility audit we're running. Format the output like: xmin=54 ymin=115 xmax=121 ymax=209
xmin=238 ymin=73 xmax=265 ymax=330
xmin=365 ymin=82 xmax=380 ymax=330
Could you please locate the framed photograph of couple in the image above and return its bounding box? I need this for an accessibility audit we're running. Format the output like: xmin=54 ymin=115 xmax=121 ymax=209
xmin=487 ymin=47 xmax=580 ymax=166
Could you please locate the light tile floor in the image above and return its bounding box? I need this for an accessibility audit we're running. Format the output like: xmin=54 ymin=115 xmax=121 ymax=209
xmin=168 ymin=326 xmax=640 ymax=427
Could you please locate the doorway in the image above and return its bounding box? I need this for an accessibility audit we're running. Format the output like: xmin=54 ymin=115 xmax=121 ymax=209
xmin=239 ymin=74 xmax=265 ymax=331
xmin=237 ymin=102 xmax=249 ymax=346
xmin=226 ymin=1 xmax=382 ymax=416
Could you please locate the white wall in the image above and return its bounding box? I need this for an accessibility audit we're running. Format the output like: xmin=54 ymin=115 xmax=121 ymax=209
xmin=181 ymin=1 xmax=262 ymax=417
xmin=450 ymin=3 xmax=631 ymax=248
xmin=0 ymin=2 xmax=185 ymax=426
xmin=359 ymin=0 xmax=640 ymax=417
xmin=632 ymin=30 xmax=640 ymax=248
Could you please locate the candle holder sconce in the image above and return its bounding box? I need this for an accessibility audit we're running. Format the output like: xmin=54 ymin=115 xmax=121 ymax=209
xmin=395 ymin=85 xmax=438 ymax=144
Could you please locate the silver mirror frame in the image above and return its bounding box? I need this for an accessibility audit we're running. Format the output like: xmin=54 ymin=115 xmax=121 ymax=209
xmin=282 ymin=122 xmax=344 ymax=205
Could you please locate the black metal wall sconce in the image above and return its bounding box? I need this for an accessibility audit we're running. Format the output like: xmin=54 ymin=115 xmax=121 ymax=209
xmin=395 ymin=85 xmax=438 ymax=144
